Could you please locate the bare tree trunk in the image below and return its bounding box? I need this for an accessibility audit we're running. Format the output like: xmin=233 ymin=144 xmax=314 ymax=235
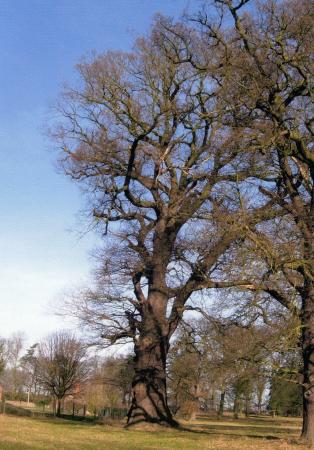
xmin=218 ymin=391 xmax=225 ymax=418
xmin=299 ymin=217 xmax=314 ymax=444
xmin=301 ymin=393 xmax=314 ymax=444
xmin=127 ymin=310 xmax=177 ymax=427
xmin=233 ymin=393 xmax=239 ymax=419
xmin=300 ymin=278 xmax=314 ymax=444
xmin=127 ymin=231 xmax=179 ymax=427
xmin=56 ymin=398 xmax=62 ymax=417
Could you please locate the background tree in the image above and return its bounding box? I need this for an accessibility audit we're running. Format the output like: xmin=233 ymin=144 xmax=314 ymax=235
xmin=168 ymin=325 xmax=205 ymax=420
xmin=0 ymin=338 xmax=7 ymax=376
xmin=20 ymin=344 xmax=39 ymax=402
xmin=36 ymin=331 xmax=88 ymax=417
xmin=6 ymin=332 xmax=25 ymax=397
xmin=269 ymin=379 xmax=303 ymax=417
xmin=168 ymin=299 xmax=299 ymax=419
xmin=85 ymin=354 xmax=134 ymax=413
xmin=0 ymin=333 xmax=27 ymax=400
xmin=182 ymin=0 xmax=313 ymax=440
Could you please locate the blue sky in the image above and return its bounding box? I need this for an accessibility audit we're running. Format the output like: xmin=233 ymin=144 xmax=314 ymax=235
xmin=0 ymin=0 xmax=193 ymax=346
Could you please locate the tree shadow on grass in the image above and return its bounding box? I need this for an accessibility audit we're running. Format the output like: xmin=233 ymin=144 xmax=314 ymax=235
xmin=177 ymin=426 xmax=284 ymax=441
xmin=186 ymin=423 xmax=296 ymax=434
xmin=152 ymin=428 xmax=285 ymax=443
xmin=31 ymin=416 xmax=100 ymax=428
xmin=195 ymin=415 xmax=301 ymax=428
xmin=27 ymin=415 xmax=299 ymax=445
xmin=177 ymin=422 xmax=299 ymax=442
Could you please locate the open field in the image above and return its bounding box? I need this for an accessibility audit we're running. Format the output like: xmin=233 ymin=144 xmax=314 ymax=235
xmin=0 ymin=414 xmax=309 ymax=450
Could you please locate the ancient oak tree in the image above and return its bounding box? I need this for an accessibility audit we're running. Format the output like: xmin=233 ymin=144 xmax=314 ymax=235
xmin=54 ymin=19 xmax=273 ymax=426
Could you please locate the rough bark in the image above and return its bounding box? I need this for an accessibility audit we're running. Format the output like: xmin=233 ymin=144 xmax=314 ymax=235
xmin=301 ymin=392 xmax=314 ymax=444
xmin=127 ymin=301 xmax=177 ymax=427
xmin=299 ymin=207 xmax=314 ymax=443
xmin=300 ymin=278 xmax=314 ymax=443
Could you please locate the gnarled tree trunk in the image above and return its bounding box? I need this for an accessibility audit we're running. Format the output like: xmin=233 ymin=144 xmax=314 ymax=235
xmin=300 ymin=279 xmax=314 ymax=444
xmin=127 ymin=303 xmax=177 ymax=427
xmin=299 ymin=214 xmax=314 ymax=444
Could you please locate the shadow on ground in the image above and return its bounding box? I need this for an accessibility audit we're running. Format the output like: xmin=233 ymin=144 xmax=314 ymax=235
xmin=177 ymin=415 xmax=301 ymax=443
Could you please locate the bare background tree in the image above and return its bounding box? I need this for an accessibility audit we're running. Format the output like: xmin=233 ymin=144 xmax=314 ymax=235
xmin=167 ymin=301 xmax=299 ymax=420
xmin=20 ymin=344 xmax=39 ymax=402
xmin=36 ymin=331 xmax=88 ymax=417
xmin=190 ymin=0 xmax=313 ymax=441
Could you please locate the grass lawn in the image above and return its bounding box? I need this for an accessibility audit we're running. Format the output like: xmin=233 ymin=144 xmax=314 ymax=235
xmin=0 ymin=413 xmax=308 ymax=450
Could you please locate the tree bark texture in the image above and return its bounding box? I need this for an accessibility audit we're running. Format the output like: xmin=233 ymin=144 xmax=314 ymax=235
xmin=299 ymin=213 xmax=314 ymax=443
xmin=127 ymin=302 xmax=177 ymax=427
xmin=300 ymin=279 xmax=314 ymax=443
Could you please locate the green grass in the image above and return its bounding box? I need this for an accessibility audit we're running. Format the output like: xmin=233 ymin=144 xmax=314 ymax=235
xmin=0 ymin=413 xmax=308 ymax=450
